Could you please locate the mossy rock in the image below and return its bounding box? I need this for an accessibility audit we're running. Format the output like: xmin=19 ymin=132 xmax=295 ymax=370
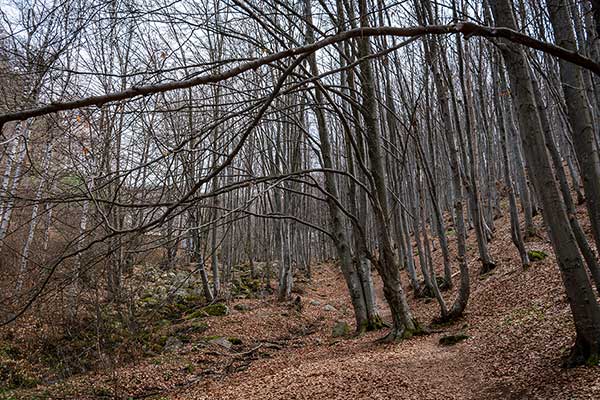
xmin=232 ymin=276 xmax=262 ymax=297
xmin=234 ymin=303 xmax=251 ymax=312
xmin=332 ymin=321 xmax=350 ymax=338
xmin=439 ymin=333 xmax=469 ymax=346
xmin=185 ymin=309 xmax=209 ymax=320
xmin=176 ymin=320 xmax=209 ymax=335
xmin=190 ymin=321 xmax=209 ymax=333
xmin=201 ymin=303 xmax=229 ymax=317
xmin=207 ymin=337 xmax=232 ymax=349
xmin=183 ymin=294 xmax=204 ymax=304
xmin=528 ymin=250 xmax=548 ymax=262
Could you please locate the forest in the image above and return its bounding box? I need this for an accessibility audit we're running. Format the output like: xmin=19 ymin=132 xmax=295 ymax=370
xmin=0 ymin=0 xmax=600 ymax=398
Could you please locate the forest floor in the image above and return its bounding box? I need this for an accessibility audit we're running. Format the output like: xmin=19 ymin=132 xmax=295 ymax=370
xmin=4 ymin=205 xmax=600 ymax=399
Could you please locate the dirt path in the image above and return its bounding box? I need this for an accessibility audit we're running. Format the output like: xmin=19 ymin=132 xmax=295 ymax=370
xmin=174 ymin=333 xmax=479 ymax=400
xmin=171 ymin=263 xmax=482 ymax=400
xmin=168 ymin=210 xmax=600 ymax=400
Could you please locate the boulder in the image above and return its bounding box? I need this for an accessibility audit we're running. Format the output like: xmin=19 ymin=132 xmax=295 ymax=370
xmin=323 ymin=304 xmax=336 ymax=312
xmin=208 ymin=337 xmax=232 ymax=349
xmin=202 ymin=303 xmax=229 ymax=316
xmin=234 ymin=303 xmax=251 ymax=312
xmin=332 ymin=320 xmax=350 ymax=338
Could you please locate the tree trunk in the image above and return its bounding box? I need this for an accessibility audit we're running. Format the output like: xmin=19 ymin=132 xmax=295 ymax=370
xmin=491 ymin=0 xmax=600 ymax=366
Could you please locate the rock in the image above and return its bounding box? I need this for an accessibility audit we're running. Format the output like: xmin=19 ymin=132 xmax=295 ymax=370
xmin=439 ymin=333 xmax=469 ymax=346
xmin=185 ymin=309 xmax=209 ymax=320
xmin=332 ymin=320 xmax=350 ymax=338
xmin=163 ymin=336 xmax=183 ymax=352
xmin=176 ymin=320 xmax=209 ymax=335
xmin=208 ymin=337 xmax=232 ymax=349
xmin=323 ymin=304 xmax=336 ymax=312
xmin=201 ymin=303 xmax=229 ymax=317
xmin=309 ymin=300 xmax=321 ymax=306
xmin=183 ymin=294 xmax=204 ymax=304
xmin=234 ymin=303 xmax=251 ymax=312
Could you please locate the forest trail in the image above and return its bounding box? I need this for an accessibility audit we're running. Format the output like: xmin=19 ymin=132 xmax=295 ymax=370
xmin=165 ymin=210 xmax=600 ymax=400
xmin=7 ymin=209 xmax=600 ymax=400
xmin=172 ymin=264 xmax=477 ymax=400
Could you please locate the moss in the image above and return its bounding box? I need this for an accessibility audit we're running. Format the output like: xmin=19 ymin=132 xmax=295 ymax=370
xmin=185 ymin=309 xmax=209 ymax=320
xmin=189 ymin=321 xmax=209 ymax=333
xmin=439 ymin=333 xmax=469 ymax=346
xmin=401 ymin=330 xmax=413 ymax=340
xmin=410 ymin=319 xmax=428 ymax=336
xmin=184 ymin=294 xmax=204 ymax=304
xmin=232 ymin=276 xmax=262 ymax=298
xmin=200 ymin=303 xmax=229 ymax=317
xmin=184 ymin=363 xmax=194 ymax=373
xmin=234 ymin=303 xmax=251 ymax=312
xmin=157 ymin=336 xmax=169 ymax=346
xmin=357 ymin=315 xmax=386 ymax=334
xmin=527 ymin=250 xmax=548 ymax=262
xmin=332 ymin=321 xmax=350 ymax=338
xmin=586 ymin=354 xmax=600 ymax=367
xmin=227 ymin=337 xmax=243 ymax=345
xmin=367 ymin=315 xmax=386 ymax=331
xmin=139 ymin=295 xmax=159 ymax=307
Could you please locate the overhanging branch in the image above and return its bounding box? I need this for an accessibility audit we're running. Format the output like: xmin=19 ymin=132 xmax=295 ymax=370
xmin=0 ymin=22 xmax=598 ymax=128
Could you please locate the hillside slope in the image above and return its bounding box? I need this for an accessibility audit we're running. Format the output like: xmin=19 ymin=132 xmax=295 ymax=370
xmin=4 ymin=206 xmax=600 ymax=400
